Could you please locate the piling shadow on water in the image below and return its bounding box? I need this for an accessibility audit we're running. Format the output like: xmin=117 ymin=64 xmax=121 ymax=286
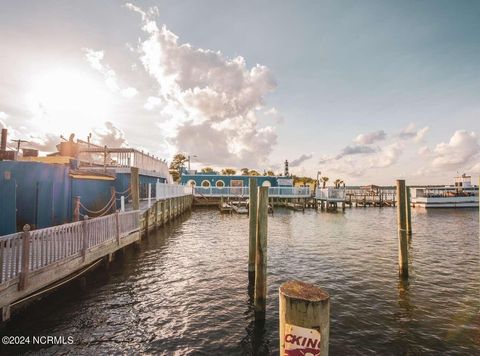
xmin=239 ymin=276 xmax=270 ymax=355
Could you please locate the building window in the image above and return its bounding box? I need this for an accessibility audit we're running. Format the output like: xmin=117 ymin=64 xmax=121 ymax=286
xmin=201 ymin=180 xmax=211 ymax=187
xmin=187 ymin=180 xmax=196 ymax=187
xmin=216 ymin=180 xmax=225 ymax=187
xmin=262 ymin=180 xmax=271 ymax=187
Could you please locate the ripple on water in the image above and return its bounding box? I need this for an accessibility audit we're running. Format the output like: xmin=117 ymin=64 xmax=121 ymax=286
xmin=3 ymin=207 xmax=480 ymax=355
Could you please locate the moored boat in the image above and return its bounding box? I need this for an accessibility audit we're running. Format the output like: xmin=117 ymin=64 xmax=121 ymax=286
xmin=411 ymin=174 xmax=478 ymax=208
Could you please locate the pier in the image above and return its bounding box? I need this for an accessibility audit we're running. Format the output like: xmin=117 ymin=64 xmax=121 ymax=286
xmin=0 ymin=184 xmax=192 ymax=321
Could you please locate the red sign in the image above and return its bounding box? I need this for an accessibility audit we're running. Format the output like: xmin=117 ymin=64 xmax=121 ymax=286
xmin=284 ymin=324 xmax=321 ymax=356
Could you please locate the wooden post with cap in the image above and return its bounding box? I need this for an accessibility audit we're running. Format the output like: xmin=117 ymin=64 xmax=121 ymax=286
xmin=279 ymin=280 xmax=330 ymax=355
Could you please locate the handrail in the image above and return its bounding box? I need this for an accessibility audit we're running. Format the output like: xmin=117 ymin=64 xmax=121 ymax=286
xmin=0 ymin=211 xmax=140 ymax=285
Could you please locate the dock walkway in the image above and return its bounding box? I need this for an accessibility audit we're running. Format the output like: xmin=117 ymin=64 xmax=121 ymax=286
xmin=0 ymin=191 xmax=193 ymax=321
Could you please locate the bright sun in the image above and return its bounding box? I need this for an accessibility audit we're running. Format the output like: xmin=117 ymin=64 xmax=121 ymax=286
xmin=26 ymin=68 xmax=113 ymax=137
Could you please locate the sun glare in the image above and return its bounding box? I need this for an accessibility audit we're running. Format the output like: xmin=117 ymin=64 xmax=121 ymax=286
xmin=26 ymin=69 xmax=113 ymax=137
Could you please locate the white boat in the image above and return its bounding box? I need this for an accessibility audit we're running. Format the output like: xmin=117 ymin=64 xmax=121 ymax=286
xmin=411 ymin=174 xmax=479 ymax=208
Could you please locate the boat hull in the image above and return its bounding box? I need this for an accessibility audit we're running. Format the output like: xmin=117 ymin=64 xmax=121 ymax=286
xmin=412 ymin=196 xmax=479 ymax=208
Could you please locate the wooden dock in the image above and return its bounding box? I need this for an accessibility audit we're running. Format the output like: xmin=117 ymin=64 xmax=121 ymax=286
xmin=0 ymin=193 xmax=193 ymax=321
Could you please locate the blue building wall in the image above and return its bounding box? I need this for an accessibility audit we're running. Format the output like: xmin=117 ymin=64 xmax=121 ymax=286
xmin=0 ymin=162 xmax=170 ymax=235
xmin=180 ymin=174 xmax=287 ymax=187
xmin=0 ymin=161 xmax=71 ymax=233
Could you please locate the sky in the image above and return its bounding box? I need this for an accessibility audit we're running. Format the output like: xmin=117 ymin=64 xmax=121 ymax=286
xmin=0 ymin=0 xmax=479 ymax=185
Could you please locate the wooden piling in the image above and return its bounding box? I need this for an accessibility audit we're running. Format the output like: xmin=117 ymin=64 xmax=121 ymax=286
xmin=396 ymin=180 xmax=409 ymax=277
xmin=254 ymin=186 xmax=269 ymax=315
xmin=248 ymin=178 xmax=258 ymax=279
xmin=279 ymin=280 xmax=330 ymax=356
xmin=18 ymin=224 xmax=31 ymax=291
xmin=131 ymin=167 xmax=140 ymax=211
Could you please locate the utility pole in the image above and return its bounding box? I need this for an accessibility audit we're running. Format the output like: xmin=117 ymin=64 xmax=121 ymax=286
xmin=11 ymin=139 xmax=29 ymax=152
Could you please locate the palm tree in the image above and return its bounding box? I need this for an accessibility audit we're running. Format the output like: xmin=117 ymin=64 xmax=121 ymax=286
xmin=334 ymin=179 xmax=344 ymax=188
xmin=321 ymin=176 xmax=329 ymax=188
xmin=221 ymin=168 xmax=236 ymax=175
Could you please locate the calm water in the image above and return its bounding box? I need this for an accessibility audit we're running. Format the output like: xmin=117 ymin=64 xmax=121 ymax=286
xmin=2 ymin=207 xmax=479 ymax=355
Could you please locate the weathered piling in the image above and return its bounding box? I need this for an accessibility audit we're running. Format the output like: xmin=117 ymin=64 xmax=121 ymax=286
xmin=279 ymin=280 xmax=330 ymax=355
xmin=396 ymin=180 xmax=409 ymax=277
xmin=131 ymin=167 xmax=140 ymax=210
xmin=248 ymin=178 xmax=258 ymax=280
xmin=405 ymin=186 xmax=412 ymax=236
xmin=254 ymin=186 xmax=268 ymax=315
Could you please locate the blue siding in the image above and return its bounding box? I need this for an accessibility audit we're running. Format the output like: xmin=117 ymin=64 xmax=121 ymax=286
xmin=180 ymin=174 xmax=281 ymax=187
xmin=0 ymin=161 xmax=70 ymax=232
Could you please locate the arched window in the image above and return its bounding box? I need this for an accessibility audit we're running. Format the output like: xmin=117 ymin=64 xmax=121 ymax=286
xmin=262 ymin=180 xmax=272 ymax=187
xmin=216 ymin=180 xmax=225 ymax=187
xmin=201 ymin=180 xmax=211 ymax=187
xmin=187 ymin=180 xmax=196 ymax=187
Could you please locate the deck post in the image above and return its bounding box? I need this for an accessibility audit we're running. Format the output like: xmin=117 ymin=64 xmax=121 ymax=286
xmin=131 ymin=167 xmax=140 ymax=211
xmin=255 ymin=186 xmax=269 ymax=316
xmin=147 ymin=183 xmax=152 ymax=208
xmin=120 ymin=196 xmax=125 ymax=212
xmin=110 ymin=187 xmax=116 ymax=213
xmin=73 ymin=196 xmax=80 ymax=222
xmin=115 ymin=211 xmax=120 ymax=245
xmin=405 ymin=186 xmax=412 ymax=236
xmin=162 ymin=200 xmax=166 ymax=225
xmin=155 ymin=201 xmax=159 ymax=229
xmin=2 ymin=304 xmax=11 ymax=322
xmin=396 ymin=180 xmax=409 ymax=277
xmin=248 ymin=178 xmax=258 ymax=280
xmin=18 ymin=224 xmax=31 ymax=291
xmin=81 ymin=215 xmax=89 ymax=261
xmin=279 ymin=280 xmax=330 ymax=356
xmin=145 ymin=210 xmax=149 ymax=237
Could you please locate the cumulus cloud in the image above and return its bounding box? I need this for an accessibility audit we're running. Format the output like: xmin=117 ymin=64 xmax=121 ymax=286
xmin=93 ymin=121 xmax=128 ymax=147
xmin=335 ymin=145 xmax=378 ymax=159
xmin=290 ymin=154 xmax=313 ymax=167
xmin=84 ymin=48 xmax=138 ymax=98
xmin=27 ymin=133 xmax=60 ymax=152
xmin=430 ymin=130 xmax=479 ymax=169
xmin=264 ymin=107 xmax=284 ymax=124
xmin=127 ymin=5 xmax=279 ymax=167
xmin=353 ymin=130 xmax=386 ymax=145
xmin=398 ymin=123 xmax=429 ymax=143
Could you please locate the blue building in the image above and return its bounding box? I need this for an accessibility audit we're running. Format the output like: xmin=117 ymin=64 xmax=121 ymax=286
xmin=180 ymin=171 xmax=293 ymax=188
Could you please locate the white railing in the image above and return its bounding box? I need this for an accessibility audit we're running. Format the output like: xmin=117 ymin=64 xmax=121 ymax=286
xmin=0 ymin=210 xmax=140 ymax=285
xmin=154 ymin=182 xmax=192 ymax=200
xmin=193 ymin=186 xmax=311 ymax=198
xmin=316 ymin=187 xmax=346 ymax=201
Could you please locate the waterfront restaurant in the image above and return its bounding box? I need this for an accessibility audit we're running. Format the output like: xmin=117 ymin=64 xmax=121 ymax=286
xmin=180 ymin=170 xmax=293 ymax=188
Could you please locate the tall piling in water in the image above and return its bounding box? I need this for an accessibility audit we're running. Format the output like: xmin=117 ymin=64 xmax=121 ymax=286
xmin=248 ymin=178 xmax=258 ymax=281
xmin=254 ymin=186 xmax=268 ymax=315
xmin=279 ymin=280 xmax=330 ymax=355
xmin=396 ymin=179 xmax=409 ymax=277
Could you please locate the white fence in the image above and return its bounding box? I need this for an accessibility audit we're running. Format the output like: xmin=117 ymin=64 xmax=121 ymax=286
xmin=155 ymin=182 xmax=192 ymax=200
xmin=316 ymin=187 xmax=346 ymax=201
xmin=193 ymin=186 xmax=311 ymax=198
xmin=0 ymin=210 xmax=140 ymax=285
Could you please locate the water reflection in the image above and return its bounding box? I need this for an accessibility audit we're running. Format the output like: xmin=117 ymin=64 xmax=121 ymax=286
xmin=2 ymin=207 xmax=479 ymax=354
